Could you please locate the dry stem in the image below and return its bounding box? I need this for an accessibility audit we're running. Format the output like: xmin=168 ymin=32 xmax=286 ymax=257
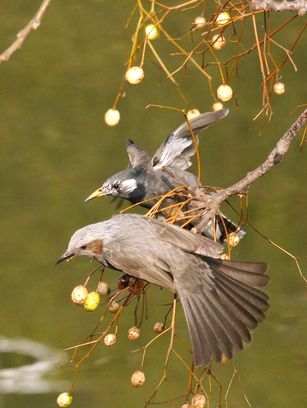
xmin=0 ymin=0 xmax=52 ymax=64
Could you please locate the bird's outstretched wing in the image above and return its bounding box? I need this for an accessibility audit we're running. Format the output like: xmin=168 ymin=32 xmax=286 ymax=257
xmin=151 ymin=109 xmax=229 ymax=170
xmin=125 ymin=138 xmax=151 ymax=167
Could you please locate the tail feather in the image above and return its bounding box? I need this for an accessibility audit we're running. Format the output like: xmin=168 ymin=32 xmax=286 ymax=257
xmin=203 ymin=287 xmax=252 ymax=342
xmin=191 ymin=295 xmax=232 ymax=361
xmin=213 ymin=281 xmax=259 ymax=329
xmin=177 ymin=258 xmax=270 ymax=366
xmin=183 ymin=297 xmax=211 ymax=364
xmin=221 ymin=260 xmax=268 ymax=274
xmin=201 ymin=290 xmax=247 ymax=351
xmin=213 ymin=270 xmax=268 ymax=319
xmin=199 ymin=291 xmax=246 ymax=355
xmin=209 ymin=258 xmax=270 ymax=287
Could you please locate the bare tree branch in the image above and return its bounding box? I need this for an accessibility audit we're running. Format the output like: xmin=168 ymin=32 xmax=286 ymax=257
xmin=248 ymin=0 xmax=306 ymax=14
xmin=0 ymin=0 xmax=53 ymax=64
xmin=192 ymin=109 xmax=307 ymax=229
xmin=215 ymin=109 xmax=307 ymax=202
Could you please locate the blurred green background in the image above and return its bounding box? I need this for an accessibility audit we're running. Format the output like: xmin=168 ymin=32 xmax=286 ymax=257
xmin=0 ymin=1 xmax=306 ymax=407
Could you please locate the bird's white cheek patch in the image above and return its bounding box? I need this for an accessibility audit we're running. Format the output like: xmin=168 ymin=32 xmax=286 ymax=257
xmin=121 ymin=179 xmax=138 ymax=192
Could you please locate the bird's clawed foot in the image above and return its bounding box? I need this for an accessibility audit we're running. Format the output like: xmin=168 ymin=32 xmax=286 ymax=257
xmin=117 ymin=274 xmax=145 ymax=295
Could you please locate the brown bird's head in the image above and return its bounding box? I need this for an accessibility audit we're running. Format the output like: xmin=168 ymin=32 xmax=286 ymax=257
xmin=56 ymin=224 xmax=104 ymax=264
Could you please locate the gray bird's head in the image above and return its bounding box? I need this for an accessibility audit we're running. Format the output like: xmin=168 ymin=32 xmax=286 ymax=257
xmin=85 ymin=139 xmax=150 ymax=203
xmin=56 ymin=224 xmax=105 ymax=264
xmin=85 ymin=169 xmax=139 ymax=202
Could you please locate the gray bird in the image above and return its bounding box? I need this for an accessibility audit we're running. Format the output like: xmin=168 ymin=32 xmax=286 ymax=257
xmin=85 ymin=109 xmax=244 ymax=242
xmin=57 ymin=213 xmax=269 ymax=366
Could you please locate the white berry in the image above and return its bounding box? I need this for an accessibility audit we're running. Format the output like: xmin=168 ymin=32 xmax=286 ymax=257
xmin=97 ymin=281 xmax=109 ymax=296
xmin=273 ymin=81 xmax=285 ymax=95
xmin=104 ymin=108 xmax=120 ymax=126
xmin=145 ymin=24 xmax=159 ymax=40
xmin=125 ymin=66 xmax=144 ymax=85
xmin=212 ymin=34 xmax=226 ymax=50
xmin=131 ymin=370 xmax=145 ymax=387
xmin=104 ymin=333 xmax=116 ymax=346
xmin=71 ymin=285 xmax=88 ymax=305
xmin=193 ymin=16 xmax=206 ymax=29
xmin=57 ymin=392 xmax=73 ymax=407
xmin=217 ymin=84 xmax=233 ymax=102
xmin=108 ymin=301 xmax=120 ymax=313
xmin=128 ymin=326 xmax=141 ymax=341
xmin=191 ymin=393 xmax=206 ymax=408
xmin=212 ymin=102 xmax=224 ymax=111
xmin=187 ymin=109 xmax=201 ymax=120
xmin=216 ymin=11 xmax=230 ymax=26
xmin=153 ymin=322 xmax=164 ymax=334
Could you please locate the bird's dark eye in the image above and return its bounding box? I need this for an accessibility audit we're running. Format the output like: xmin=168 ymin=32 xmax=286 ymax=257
xmin=80 ymin=245 xmax=87 ymax=250
xmin=113 ymin=182 xmax=119 ymax=189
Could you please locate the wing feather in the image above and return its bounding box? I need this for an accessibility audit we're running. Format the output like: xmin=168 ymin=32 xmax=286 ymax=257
xmin=152 ymin=109 xmax=229 ymax=170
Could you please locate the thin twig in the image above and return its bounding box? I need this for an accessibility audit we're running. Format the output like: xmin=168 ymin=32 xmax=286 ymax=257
xmin=0 ymin=0 xmax=53 ymax=64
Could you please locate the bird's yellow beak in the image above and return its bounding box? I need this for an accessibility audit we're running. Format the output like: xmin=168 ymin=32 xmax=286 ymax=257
xmin=84 ymin=188 xmax=107 ymax=202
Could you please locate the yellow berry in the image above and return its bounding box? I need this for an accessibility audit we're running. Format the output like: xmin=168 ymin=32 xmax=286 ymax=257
xmin=187 ymin=109 xmax=201 ymax=120
xmin=57 ymin=392 xmax=73 ymax=407
xmin=216 ymin=11 xmax=231 ymax=26
xmin=228 ymin=232 xmax=240 ymax=247
xmin=108 ymin=301 xmax=120 ymax=313
xmin=153 ymin=322 xmax=164 ymax=334
xmin=191 ymin=393 xmax=206 ymax=408
xmin=125 ymin=66 xmax=144 ymax=85
xmin=97 ymin=281 xmax=109 ymax=296
xmin=273 ymin=81 xmax=285 ymax=95
xmin=131 ymin=370 xmax=145 ymax=387
xmin=71 ymin=285 xmax=88 ymax=305
xmin=84 ymin=291 xmax=100 ymax=311
xmin=104 ymin=333 xmax=116 ymax=346
xmin=145 ymin=24 xmax=159 ymax=40
xmin=104 ymin=108 xmax=120 ymax=126
xmin=212 ymin=34 xmax=226 ymax=50
xmin=128 ymin=326 xmax=141 ymax=341
xmin=212 ymin=102 xmax=224 ymax=111
xmin=193 ymin=16 xmax=206 ymax=29
xmin=217 ymin=84 xmax=233 ymax=102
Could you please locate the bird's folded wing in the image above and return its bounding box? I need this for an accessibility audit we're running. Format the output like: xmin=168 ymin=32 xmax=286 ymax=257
xmin=151 ymin=109 xmax=229 ymax=170
xmin=148 ymin=217 xmax=223 ymax=257
xmin=105 ymin=242 xmax=175 ymax=291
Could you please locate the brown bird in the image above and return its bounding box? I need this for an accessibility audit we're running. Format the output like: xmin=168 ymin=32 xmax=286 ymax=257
xmin=57 ymin=213 xmax=269 ymax=366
